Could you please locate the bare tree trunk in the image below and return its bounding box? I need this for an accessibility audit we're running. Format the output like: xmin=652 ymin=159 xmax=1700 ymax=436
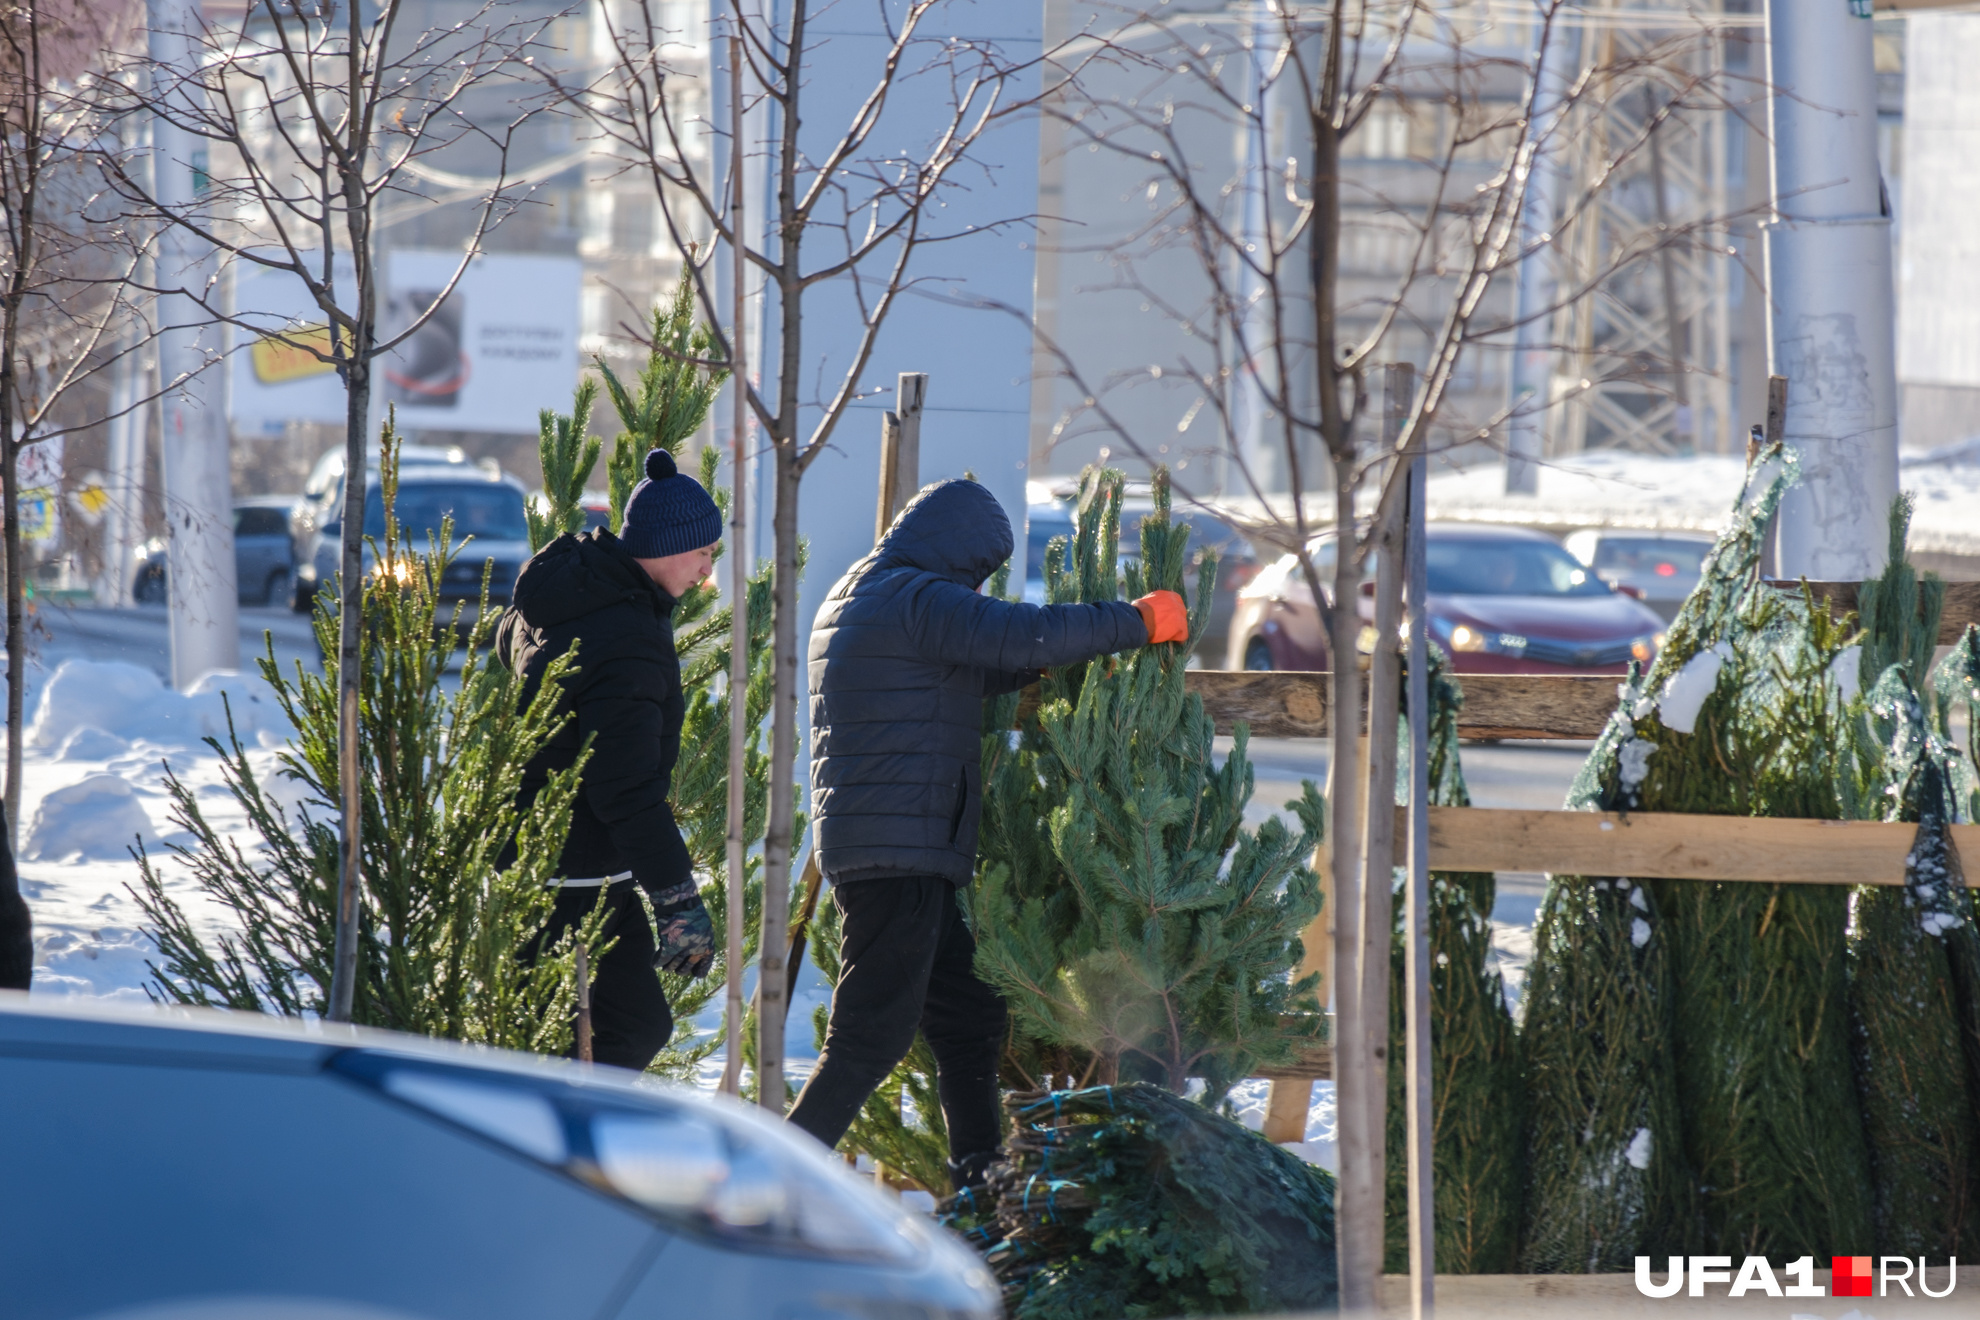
xmin=757 ymin=442 xmax=800 ymax=1109
xmin=2 ymin=434 xmax=20 ymax=852
xmin=1359 ymin=476 xmax=1405 ymax=1285
xmin=329 ymin=348 xmax=371 ymax=1023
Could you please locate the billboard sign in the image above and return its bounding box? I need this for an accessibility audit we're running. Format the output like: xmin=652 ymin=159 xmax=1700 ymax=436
xmin=231 ymin=249 xmax=581 ymax=435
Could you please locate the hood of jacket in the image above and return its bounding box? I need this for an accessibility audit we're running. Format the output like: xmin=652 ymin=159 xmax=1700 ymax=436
xmin=510 ymin=529 xmax=672 ymax=631
xmin=875 ymin=479 xmax=1013 ymax=587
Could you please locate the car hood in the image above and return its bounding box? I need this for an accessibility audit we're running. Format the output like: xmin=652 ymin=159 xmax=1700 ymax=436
xmin=1431 ymin=591 xmax=1662 ymax=641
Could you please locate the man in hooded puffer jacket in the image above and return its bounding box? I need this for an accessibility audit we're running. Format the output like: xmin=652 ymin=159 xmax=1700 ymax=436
xmin=497 ymin=448 xmax=722 ymax=1071
xmin=788 ymin=478 xmax=1188 ymax=1189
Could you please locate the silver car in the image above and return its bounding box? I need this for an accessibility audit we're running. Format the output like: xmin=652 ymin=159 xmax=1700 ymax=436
xmin=0 ymin=996 xmax=998 ymax=1320
xmin=1562 ymin=528 xmax=1716 ymax=624
xmin=292 ymin=467 xmax=533 ymax=621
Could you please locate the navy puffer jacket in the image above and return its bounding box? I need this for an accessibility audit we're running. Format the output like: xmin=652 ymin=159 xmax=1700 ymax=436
xmin=808 ymin=479 xmax=1148 ymax=886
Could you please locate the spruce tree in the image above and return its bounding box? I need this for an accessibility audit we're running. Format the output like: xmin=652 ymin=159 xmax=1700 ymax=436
xmin=969 ymin=467 xmax=1325 ymax=1096
xmin=1384 ymin=656 xmax=1522 ymax=1273
xmin=1931 ymin=626 xmax=1980 ymax=822
xmin=134 ymin=421 xmax=597 ymax=1049
xmin=1521 ymin=452 xmax=1823 ymax=1268
xmin=1844 ymin=498 xmax=1980 ymax=1256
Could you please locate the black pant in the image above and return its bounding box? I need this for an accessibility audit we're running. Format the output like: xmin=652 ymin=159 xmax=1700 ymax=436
xmin=532 ymin=881 xmax=673 ymax=1071
xmin=788 ymin=876 xmax=1008 ymax=1162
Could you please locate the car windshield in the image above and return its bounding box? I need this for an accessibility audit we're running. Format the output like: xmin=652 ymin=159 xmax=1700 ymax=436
xmin=362 ymin=482 xmax=528 ymax=542
xmin=1591 ymin=538 xmax=1711 ymax=578
xmin=1427 ymin=538 xmax=1610 ymax=596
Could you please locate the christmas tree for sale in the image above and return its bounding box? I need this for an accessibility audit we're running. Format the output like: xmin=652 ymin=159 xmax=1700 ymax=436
xmin=1843 ymin=498 xmax=1980 ymax=1256
xmin=1521 ymin=449 xmax=1874 ymax=1266
xmin=969 ymin=466 xmax=1325 ymax=1096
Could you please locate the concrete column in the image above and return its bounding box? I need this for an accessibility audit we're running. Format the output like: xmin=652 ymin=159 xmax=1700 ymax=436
xmin=1505 ymin=23 xmax=1577 ymax=494
xmin=1764 ymin=0 xmax=1898 ymax=580
xmin=147 ymin=0 xmax=238 ymax=685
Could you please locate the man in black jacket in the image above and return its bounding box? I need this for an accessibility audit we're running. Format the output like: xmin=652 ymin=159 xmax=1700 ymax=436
xmin=497 ymin=448 xmax=722 ymax=1070
xmin=789 ymin=478 xmax=1187 ymax=1188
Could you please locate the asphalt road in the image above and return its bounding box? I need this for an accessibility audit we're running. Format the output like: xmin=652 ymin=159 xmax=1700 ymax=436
xmin=1232 ymin=735 xmax=1593 ymax=936
xmin=22 ymin=600 xmax=322 ymax=687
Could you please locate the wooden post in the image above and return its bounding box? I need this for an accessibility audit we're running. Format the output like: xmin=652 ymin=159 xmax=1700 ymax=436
xmin=1759 ymin=373 xmax=1787 ymax=578
xmin=1350 ymin=365 xmax=1409 ymax=1297
xmin=875 ymin=412 xmax=902 ymax=544
xmin=575 ymin=941 xmax=593 ymax=1065
xmin=1265 ymin=824 xmax=1331 ymax=1143
xmin=894 ymin=372 xmax=925 ymax=508
xmin=1402 ymin=373 xmax=1434 ymax=1319
xmin=1764 ymin=373 xmax=1789 ymax=449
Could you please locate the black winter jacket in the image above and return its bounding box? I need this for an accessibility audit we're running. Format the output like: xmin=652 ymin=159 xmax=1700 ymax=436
xmin=495 ymin=530 xmax=694 ymax=894
xmin=808 ymin=479 xmax=1148 ymax=886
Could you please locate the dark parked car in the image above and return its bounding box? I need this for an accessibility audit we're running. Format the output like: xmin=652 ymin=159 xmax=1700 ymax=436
xmin=1226 ymin=523 xmax=1666 ymax=674
xmin=1563 ymin=528 xmax=1715 ymax=623
xmin=132 ymin=496 xmax=301 ymax=606
xmin=292 ymin=467 xmax=532 ymax=619
xmin=0 ymin=995 xmax=998 ymax=1320
xmin=1025 ymin=495 xmax=1260 ymax=662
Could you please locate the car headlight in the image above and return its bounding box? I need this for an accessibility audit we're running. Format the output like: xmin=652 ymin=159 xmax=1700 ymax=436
xmin=330 ymin=1051 xmax=927 ymax=1266
xmin=1631 ymin=632 xmax=1666 ymax=664
xmin=1438 ymin=620 xmax=1525 ymax=654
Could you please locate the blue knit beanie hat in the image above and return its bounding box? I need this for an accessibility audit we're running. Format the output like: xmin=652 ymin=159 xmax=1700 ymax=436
xmin=620 ymin=448 xmax=722 ymax=558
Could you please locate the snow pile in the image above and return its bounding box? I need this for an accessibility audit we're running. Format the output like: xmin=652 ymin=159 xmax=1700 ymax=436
xmin=28 ymin=659 xmax=284 ymax=752
xmin=1651 ymin=642 xmax=1731 ymax=734
xmin=25 ymin=774 xmax=155 ymax=862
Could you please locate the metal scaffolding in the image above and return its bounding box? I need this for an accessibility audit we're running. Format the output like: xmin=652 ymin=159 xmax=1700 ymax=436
xmin=1546 ymin=3 xmax=1737 ymax=457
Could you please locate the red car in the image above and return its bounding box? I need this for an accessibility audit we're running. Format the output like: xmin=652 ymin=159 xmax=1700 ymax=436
xmin=1224 ymin=523 xmax=1667 ymax=674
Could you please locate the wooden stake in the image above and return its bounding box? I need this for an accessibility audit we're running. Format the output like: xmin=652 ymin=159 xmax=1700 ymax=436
xmin=894 ymin=372 xmax=925 ymax=509
xmin=1764 ymin=373 xmax=1789 ymax=449
xmin=1402 ymin=376 xmax=1435 ymax=1320
xmin=1351 ymin=365 xmax=1409 ymax=1298
xmin=575 ymin=941 xmax=593 ymax=1065
xmin=719 ymin=29 xmax=751 ymax=1100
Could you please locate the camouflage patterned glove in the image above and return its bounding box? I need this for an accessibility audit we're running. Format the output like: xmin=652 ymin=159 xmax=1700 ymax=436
xmin=649 ymin=881 xmax=714 ymax=979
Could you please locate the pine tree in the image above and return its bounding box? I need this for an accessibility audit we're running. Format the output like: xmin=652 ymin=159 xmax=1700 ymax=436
xmin=1384 ymin=655 xmax=1523 ymax=1273
xmin=970 ymin=467 xmax=1324 ymax=1096
xmin=133 ymin=419 xmax=597 ymax=1049
xmin=596 ymin=277 xmax=729 ymax=534
xmin=526 ymin=377 xmax=601 ymax=551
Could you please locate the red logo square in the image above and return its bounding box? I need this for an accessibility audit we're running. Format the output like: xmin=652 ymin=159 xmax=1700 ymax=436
xmin=1832 ymin=1256 xmax=1873 ymax=1297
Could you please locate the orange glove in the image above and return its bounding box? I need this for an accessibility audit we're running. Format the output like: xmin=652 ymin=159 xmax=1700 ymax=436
xmin=1133 ymin=590 xmax=1188 ymax=644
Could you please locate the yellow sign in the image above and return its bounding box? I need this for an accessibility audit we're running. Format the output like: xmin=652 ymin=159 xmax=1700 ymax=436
xmin=69 ymin=483 xmax=110 ymax=525
xmin=18 ymin=489 xmax=57 ymax=541
xmin=250 ymin=323 xmax=347 ymax=384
